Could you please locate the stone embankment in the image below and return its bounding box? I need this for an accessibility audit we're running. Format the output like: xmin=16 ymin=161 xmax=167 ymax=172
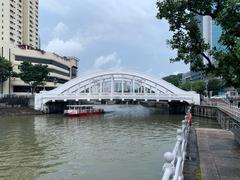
xmin=0 ymin=96 xmax=42 ymax=115
xmin=0 ymin=107 xmax=42 ymax=116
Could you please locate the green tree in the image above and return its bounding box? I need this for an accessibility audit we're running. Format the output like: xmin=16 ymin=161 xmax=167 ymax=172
xmin=180 ymin=80 xmax=206 ymax=95
xmin=163 ymin=73 xmax=182 ymax=87
xmin=19 ymin=61 xmax=49 ymax=94
xmin=207 ymin=78 xmax=223 ymax=96
xmin=0 ymin=57 xmax=12 ymax=93
xmin=192 ymin=80 xmax=206 ymax=95
xmin=180 ymin=81 xmax=192 ymax=91
xmin=156 ymin=0 xmax=240 ymax=88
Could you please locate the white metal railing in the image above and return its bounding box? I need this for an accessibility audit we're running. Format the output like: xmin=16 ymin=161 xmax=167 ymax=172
xmin=162 ymin=107 xmax=191 ymax=180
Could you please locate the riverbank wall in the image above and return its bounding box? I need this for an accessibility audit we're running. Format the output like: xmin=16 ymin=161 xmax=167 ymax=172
xmin=141 ymin=101 xmax=188 ymax=114
xmin=192 ymin=105 xmax=240 ymax=144
xmin=0 ymin=96 xmax=42 ymax=116
xmin=0 ymin=107 xmax=42 ymax=116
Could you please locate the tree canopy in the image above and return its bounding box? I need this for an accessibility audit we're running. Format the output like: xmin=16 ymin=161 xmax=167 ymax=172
xmin=207 ymin=78 xmax=223 ymax=95
xmin=19 ymin=61 xmax=49 ymax=94
xmin=180 ymin=80 xmax=206 ymax=95
xmin=156 ymin=0 xmax=240 ymax=88
xmin=163 ymin=73 xmax=182 ymax=87
xmin=0 ymin=56 xmax=12 ymax=84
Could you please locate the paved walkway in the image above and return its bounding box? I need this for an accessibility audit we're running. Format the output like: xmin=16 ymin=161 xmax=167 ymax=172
xmin=196 ymin=128 xmax=240 ymax=180
xmin=183 ymin=128 xmax=200 ymax=180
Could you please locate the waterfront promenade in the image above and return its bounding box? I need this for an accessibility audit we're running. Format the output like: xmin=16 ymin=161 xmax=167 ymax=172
xmin=197 ymin=128 xmax=240 ymax=180
xmin=184 ymin=128 xmax=240 ymax=180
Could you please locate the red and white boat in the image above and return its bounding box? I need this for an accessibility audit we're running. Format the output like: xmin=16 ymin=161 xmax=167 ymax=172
xmin=64 ymin=105 xmax=104 ymax=116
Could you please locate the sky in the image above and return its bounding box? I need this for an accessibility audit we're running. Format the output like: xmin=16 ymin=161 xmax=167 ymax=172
xmin=39 ymin=0 xmax=189 ymax=78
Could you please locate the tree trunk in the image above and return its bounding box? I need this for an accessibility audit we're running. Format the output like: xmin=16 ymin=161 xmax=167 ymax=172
xmin=32 ymin=86 xmax=36 ymax=94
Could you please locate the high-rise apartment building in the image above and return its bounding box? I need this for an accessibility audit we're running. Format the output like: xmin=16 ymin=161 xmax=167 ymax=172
xmin=0 ymin=0 xmax=79 ymax=95
xmin=0 ymin=0 xmax=39 ymax=49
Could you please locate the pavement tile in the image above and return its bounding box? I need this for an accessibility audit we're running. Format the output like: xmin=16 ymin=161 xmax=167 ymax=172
xmin=196 ymin=128 xmax=240 ymax=180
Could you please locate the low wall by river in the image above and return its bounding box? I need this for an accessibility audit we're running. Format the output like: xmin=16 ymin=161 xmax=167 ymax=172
xmin=141 ymin=101 xmax=188 ymax=114
xmin=192 ymin=105 xmax=240 ymax=143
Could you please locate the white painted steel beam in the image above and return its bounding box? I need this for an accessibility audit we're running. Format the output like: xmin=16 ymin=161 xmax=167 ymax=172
xmin=34 ymin=70 xmax=200 ymax=110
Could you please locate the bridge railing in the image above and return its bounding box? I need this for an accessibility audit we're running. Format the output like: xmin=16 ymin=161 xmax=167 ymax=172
xmin=41 ymin=93 xmax=194 ymax=101
xmin=162 ymin=107 xmax=191 ymax=180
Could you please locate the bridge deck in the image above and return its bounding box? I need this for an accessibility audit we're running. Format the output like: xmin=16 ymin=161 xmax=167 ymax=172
xmin=196 ymin=128 xmax=240 ymax=180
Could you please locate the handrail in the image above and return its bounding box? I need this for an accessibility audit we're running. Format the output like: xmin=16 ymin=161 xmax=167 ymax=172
xmin=161 ymin=107 xmax=191 ymax=180
xmin=216 ymin=103 xmax=240 ymax=121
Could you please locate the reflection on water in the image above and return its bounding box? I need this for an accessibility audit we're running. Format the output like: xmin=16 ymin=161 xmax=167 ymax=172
xmin=0 ymin=105 xmax=220 ymax=180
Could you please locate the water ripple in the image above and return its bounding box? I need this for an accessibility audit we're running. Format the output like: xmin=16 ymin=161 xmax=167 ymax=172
xmin=0 ymin=105 xmax=219 ymax=180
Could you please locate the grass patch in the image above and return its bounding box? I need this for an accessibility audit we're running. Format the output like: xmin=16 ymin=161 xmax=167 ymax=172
xmin=196 ymin=166 xmax=202 ymax=180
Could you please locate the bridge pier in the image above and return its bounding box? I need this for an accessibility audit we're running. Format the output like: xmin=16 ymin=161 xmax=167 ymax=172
xmin=141 ymin=101 xmax=189 ymax=114
xmin=46 ymin=101 xmax=68 ymax=114
xmin=168 ymin=101 xmax=189 ymax=114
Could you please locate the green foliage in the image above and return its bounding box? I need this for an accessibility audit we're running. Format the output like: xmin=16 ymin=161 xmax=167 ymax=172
xmin=192 ymin=80 xmax=206 ymax=95
xmin=19 ymin=61 xmax=49 ymax=94
xmin=156 ymin=0 xmax=240 ymax=88
xmin=163 ymin=73 xmax=182 ymax=87
xmin=207 ymin=78 xmax=223 ymax=95
xmin=180 ymin=80 xmax=206 ymax=95
xmin=0 ymin=56 xmax=12 ymax=83
xmin=180 ymin=81 xmax=192 ymax=91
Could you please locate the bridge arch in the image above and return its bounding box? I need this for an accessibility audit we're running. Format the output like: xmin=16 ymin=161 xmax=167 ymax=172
xmin=35 ymin=70 xmax=200 ymax=111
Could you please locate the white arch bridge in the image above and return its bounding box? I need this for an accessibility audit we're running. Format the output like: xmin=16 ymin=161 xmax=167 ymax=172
xmin=34 ymin=70 xmax=200 ymax=111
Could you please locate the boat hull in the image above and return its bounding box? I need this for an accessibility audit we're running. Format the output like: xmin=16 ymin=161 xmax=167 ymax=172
xmin=64 ymin=111 xmax=104 ymax=117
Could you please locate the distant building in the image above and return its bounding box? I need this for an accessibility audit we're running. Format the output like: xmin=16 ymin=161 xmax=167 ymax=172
xmin=203 ymin=16 xmax=223 ymax=60
xmin=182 ymin=15 xmax=205 ymax=82
xmin=182 ymin=71 xmax=205 ymax=82
xmin=0 ymin=0 xmax=79 ymax=95
xmin=0 ymin=0 xmax=40 ymax=49
xmin=0 ymin=45 xmax=78 ymax=94
xmin=184 ymin=15 xmax=223 ymax=82
xmin=212 ymin=21 xmax=223 ymax=50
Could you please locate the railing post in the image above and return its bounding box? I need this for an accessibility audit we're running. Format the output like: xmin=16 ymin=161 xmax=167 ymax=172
xmin=162 ymin=106 xmax=191 ymax=180
xmin=162 ymin=152 xmax=175 ymax=180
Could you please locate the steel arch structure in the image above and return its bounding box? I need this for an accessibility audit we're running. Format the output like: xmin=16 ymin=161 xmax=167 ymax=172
xmin=34 ymin=70 xmax=200 ymax=111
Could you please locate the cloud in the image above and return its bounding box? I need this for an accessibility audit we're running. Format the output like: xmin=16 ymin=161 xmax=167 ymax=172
xmin=94 ymin=52 xmax=122 ymax=70
xmin=40 ymin=0 xmax=70 ymax=15
xmin=42 ymin=22 xmax=100 ymax=56
xmin=52 ymin=22 xmax=68 ymax=37
xmin=173 ymin=71 xmax=182 ymax=75
xmin=44 ymin=38 xmax=83 ymax=56
xmin=146 ymin=68 xmax=153 ymax=74
xmin=40 ymin=1 xmax=189 ymax=76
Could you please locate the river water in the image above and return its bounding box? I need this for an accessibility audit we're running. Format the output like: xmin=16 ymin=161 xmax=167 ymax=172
xmin=0 ymin=105 xmax=219 ymax=180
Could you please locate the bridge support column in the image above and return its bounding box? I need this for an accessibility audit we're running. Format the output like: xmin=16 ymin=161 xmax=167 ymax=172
xmin=100 ymin=80 xmax=103 ymax=95
xmin=168 ymin=102 xmax=188 ymax=114
xmin=121 ymin=79 xmax=124 ymax=96
xmin=132 ymin=79 xmax=135 ymax=95
xmin=111 ymin=76 xmax=114 ymax=96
